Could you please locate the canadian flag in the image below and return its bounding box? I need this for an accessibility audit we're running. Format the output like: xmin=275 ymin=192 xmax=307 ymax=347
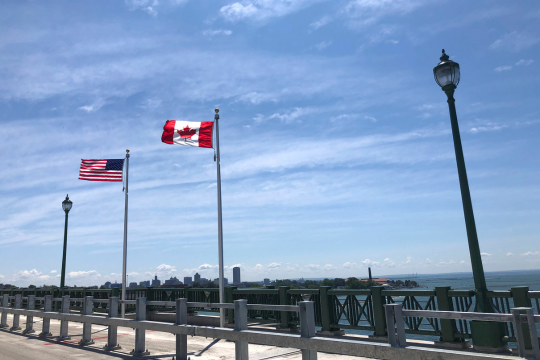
xmin=161 ymin=120 xmax=214 ymax=148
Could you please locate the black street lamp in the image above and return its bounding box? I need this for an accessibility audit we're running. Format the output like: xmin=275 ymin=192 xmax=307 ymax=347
xmin=434 ymin=50 xmax=505 ymax=349
xmin=60 ymin=195 xmax=72 ymax=289
xmin=434 ymin=50 xmax=492 ymax=313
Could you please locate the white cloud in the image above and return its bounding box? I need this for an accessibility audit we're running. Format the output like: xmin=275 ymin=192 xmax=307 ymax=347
xmin=490 ymin=31 xmax=540 ymax=52
xmin=521 ymin=251 xmax=540 ymax=256
xmin=267 ymin=262 xmax=281 ymax=268
xmin=220 ymin=0 xmax=326 ymax=23
xmin=494 ymin=66 xmax=512 ymax=72
xmin=404 ymin=256 xmax=412 ymax=264
xmin=342 ymin=262 xmax=357 ymax=268
xmin=125 ymin=0 xmax=189 ymax=17
xmin=383 ymin=258 xmax=395 ymax=267
xmin=203 ymin=29 xmax=233 ymax=37
xmin=254 ymin=107 xmax=314 ymax=124
xmin=50 ymin=270 xmax=57 ymax=273
xmin=516 ymin=59 xmax=534 ymax=66
xmin=156 ymin=263 xmax=177 ymax=277
xmin=361 ymin=259 xmax=380 ymax=267
xmin=310 ymin=15 xmax=333 ymax=30
xmin=343 ymin=0 xmax=432 ymax=29
xmin=481 ymin=253 xmax=492 ymax=257
xmin=197 ymin=263 xmax=216 ymax=270
xmin=305 ymin=264 xmax=320 ymax=271
xmin=78 ymin=99 xmax=106 ymax=113
xmin=506 ymin=252 xmax=514 ymax=256
xmin=313 ymin=41 xmax=332 ymax=51
xmin=323 ymin=264 xmax=336 ymax=271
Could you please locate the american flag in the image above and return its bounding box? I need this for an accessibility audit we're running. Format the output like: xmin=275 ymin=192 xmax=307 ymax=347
xmin=79 ymin=159 xmax=125 ymax=182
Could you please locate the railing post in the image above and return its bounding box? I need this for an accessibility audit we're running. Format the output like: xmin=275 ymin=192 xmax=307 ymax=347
xmin=299 ymin=301 xmax=317 ymax=360
xmin=23 ymin=295 xmax=36 ymax=334
xmin=40 ymin=295 xmax=52 ymax=336
xmin=319 ymin=286 xmax=332 ymax=333
xmin=79 ymin=296 xmax=94 ymax=345
xmin=279 ymin=286 xmax=290 ymax=329
xmin=511 ymin=287 xmax=532 ymax=350
xmin=371 ymin=286 xmax=386 ymax=337
xmin=11 ymin=294 xmax=22 ymax=330
xmin=234 ymin=299 xmax=249 ymax=360
xmin=58 ymin=295 xmax=71 ymax=340
xmin=525 ymin=307 xmax=540 ymax=359
xmin=225 ymin=286 xmax=237 ymax=325
xmin=0 ymin=295 xmax=8 ymax=328
xmin=384 ymin=304 xmax=406 ymax=347
xmin=104 ymin=297 xmax=121 ymax=350
xmin=176 ymin=298 xmax=188 ymax=360
xmin=435 ymin=286 xmax=458 ymax=343
xmin=131 ymin=297 xmax=149 ymax=356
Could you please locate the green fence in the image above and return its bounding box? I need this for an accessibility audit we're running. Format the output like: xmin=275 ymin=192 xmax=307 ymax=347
xmin=2 ymin=285 xmax=539 ymax=350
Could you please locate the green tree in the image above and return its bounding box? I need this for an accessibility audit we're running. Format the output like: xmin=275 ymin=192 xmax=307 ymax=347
xmin=321 ymin=278 xmax=333 ymax=287
xmin=205 ymin=281 xmax=218 ymax=288
xmin=28 ymin=285 xmax=36 ymax=288
xmin=333 ymin=278 xmax=346 ymax=287
xmin=250 ymin=284 xmax=263 ymax=288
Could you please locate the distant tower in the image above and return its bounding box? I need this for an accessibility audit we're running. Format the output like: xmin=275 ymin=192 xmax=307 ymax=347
xmin=194 ymin=273 xmax=201 ymax=283
xmin=184 ymin=276 xmax=193 ymax=286
xmin=233 ymin=267 xmax=241 ymax=284
xmin=368 ymin=267 xmax=372 ymax=283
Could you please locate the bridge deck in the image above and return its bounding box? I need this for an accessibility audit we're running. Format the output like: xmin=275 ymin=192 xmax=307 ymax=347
xmin=0 ymin=314 xmax=365 ymax=359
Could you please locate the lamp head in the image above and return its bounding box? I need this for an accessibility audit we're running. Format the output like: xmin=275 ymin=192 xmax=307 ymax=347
xmin=62 ymin=194 xmax=73 ymax=213
xmin=433 ymin=49 xmax=460 ymax=89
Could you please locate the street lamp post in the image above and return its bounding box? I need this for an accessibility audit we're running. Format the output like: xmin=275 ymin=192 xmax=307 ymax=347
xmin=60 ymin=195 xmax=72 ymax=289
xmin=434 ymin=50 xmax=504 ymax=349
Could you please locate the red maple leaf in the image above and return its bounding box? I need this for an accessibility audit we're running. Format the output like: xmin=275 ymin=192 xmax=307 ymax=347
xmin=177 ymin=125 xmax=197 ymax=139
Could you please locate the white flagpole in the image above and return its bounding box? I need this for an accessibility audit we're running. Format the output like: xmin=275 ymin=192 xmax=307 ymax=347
xmin=214 ymin=109 xmax=225 ymax=327
xmin=121 ymin=149 xmax=130 ymax=318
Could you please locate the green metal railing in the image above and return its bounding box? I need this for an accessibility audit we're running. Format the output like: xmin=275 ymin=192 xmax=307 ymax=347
xmin=3 ymin=285 xmax=539 ymax=350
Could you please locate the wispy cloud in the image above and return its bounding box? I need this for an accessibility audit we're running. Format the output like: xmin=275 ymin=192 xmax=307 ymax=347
xmin=313 ymin=41 xmax=332 ymax=51
xmin=310 ymin=15 xmax=333 ymax=30
xmin=490 ymin=31 xmax=540 ymax=52
xmin=203 ymin=29 xmax=233 ymax=37
xmin=516 ymin=59 xmax=534 ymax=66
xmin=494 ymin=65 xmax=512 ymax=72
xmin=220 ymin=0 xmax=327 ymax=23
xmin=125 ymin=0 xmax=189 ymax=17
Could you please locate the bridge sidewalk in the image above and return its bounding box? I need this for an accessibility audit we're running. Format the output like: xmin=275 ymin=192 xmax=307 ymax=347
xmin=0 ymin=314 xmax=369 ymax=360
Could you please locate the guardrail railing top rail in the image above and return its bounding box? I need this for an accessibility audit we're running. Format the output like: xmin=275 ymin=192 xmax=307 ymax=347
xmin=0 ymin=295 xmax=524 ymax=360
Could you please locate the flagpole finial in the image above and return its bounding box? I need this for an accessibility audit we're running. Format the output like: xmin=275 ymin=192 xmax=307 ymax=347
xmin=215 ymin=108 xmax=219 ymax=113
xmin=126 ymin=149 xmax=129 ymax=153
xmin=215 ymin=108 xmax=219 ymax=120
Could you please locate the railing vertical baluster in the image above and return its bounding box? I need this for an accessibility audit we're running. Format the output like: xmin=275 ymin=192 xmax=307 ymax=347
xmin=11 ymin=294 xmax=22 ymax=331
xmin=0 ymin=295 xmax=8 ymax=328
xmin=394 ymin=304 xmax=406 ymax=346
xmin=234 ymin=299 xmax=249 ymax=359
xmin=79 ymin=296 xmax=94 ymax=345
xmin=279 ymin=286 xmax=290 ymax=330
xmin=299 ymin=301 xmax=317 ymax=360
xmin=104 ymin=297 xmax=121 ymax=350
xmin=511 ymin=308 xmax=526 ymax=358
xmin=58 ymin=295 xmax=71 ymax=340
xmin=131 ymin=297 xmax=149 ymax=356
xmin=176 ymin=298 xmax=188 ymax=360
xmin=23 ymin=295 xmax=35 ymax=334
xmin=524 ymin=308 xmax=540 ymax=359
xmin=40 ymin=295 xmax=52 ymax=336
xmin=384 ymin=304 xmax=397 ymax=346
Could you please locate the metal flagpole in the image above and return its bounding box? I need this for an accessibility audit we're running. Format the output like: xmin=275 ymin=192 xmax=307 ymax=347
xmin=121 ymin=149 xmax=130 ymax=318
xmin=214 ymin=109 xmax=225 ymax=327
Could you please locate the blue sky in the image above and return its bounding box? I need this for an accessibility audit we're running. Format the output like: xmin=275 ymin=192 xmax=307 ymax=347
xmin=1 ymin=0 xmax=539 ymax=287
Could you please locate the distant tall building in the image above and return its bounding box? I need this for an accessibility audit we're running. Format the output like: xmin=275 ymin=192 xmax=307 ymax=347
xmin=200 ymin=278 xmax=208 ymax=285
xmin=111 ymin=281 xmax=122 ymax=289
xmin=104 ymin=281 xmax=112 ymax=289
xmin=194 ymin=273 xmax=201 ymax=283
xmin=214 ymin=278 xmax=229 ymax=286
xmin=139 ymin=280 xmax=150 ymax=287
xmin=129 ymin=282 xmax=138 ymax=289
xmin=264 ymin=278 xmax=270 ymax=285
xmin=233 ymin=267 xmax=241 ymax=284
xmin=164 ymin=277 xmax=182 ymax=286
xmin=184 ymin=277 xmax=193 ymax=286
xmin=151 ymin=275 xmax=161 ymax=287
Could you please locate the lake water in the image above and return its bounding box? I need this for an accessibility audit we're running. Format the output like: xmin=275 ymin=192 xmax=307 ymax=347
xmin=386 ymin=269 xmax=540 ymax=291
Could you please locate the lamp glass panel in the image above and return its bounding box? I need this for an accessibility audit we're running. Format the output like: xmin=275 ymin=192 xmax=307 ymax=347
xmin=435 ymin=64 xmax=454 ymax=87
xmin=62 ymin=200 xmax=72 ymax=212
